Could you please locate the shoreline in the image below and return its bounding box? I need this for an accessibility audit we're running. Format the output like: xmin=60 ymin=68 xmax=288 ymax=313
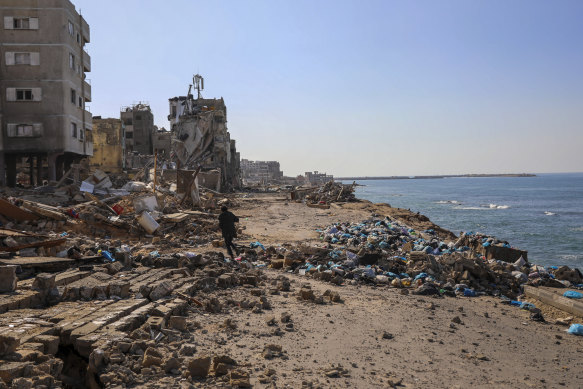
xmin=337 ymin=173 xmax=536 ymax=181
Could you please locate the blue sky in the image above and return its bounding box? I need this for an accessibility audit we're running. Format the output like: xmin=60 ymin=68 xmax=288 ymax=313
xmin=75 ymin=0 xmax=583 ymax=177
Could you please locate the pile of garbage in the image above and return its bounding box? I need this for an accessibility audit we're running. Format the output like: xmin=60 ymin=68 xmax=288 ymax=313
xmin=254 ymin=217 xmax=583 ymax=299
xmin=305 ymin=181 xmax=356 ymax=204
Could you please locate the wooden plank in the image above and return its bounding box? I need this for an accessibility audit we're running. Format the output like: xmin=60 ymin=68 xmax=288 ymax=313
xmin=307 ymin=203 xmax=330 ymax=209
xmin=0 ymin=238 xmax=66 ymax=253
xmin=163 ymin=212 xmax=189 ymax=223
xmin=524 ymin=285 xmax=583 ymax=317
xmin=0 ymin=198 xmax=38 ymax=221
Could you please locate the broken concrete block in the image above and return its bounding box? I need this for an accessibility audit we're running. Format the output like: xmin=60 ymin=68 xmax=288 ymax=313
xmin=188 ymin=355 xmax=212 ymax=378
xmin=229 ymin=369 xmax=250 ymax=387
xmin=142 ymin=347 xmax=163 ymax=368
xmin=10 ymin=377 xmax=33 ymax=389
xmin=32 ymin=335 xmax=59 ymax=356
xmin=0 ymin=334 xmax=20 ymax=356
xmin=0 ymin=265 xmax=18 ymax=293
xmin=31 ymin=273 xmax=56 ymax=291
xmin=106 ymin=261 xmax=123 ymax=275
xmin=0 ymin=361 xmax=30 ymax=384
xmin=149 ymin=281 xmax=173 ymax=301
xmin=146 ymin=316 xmax=165 ymax=330
xmin=107 ymin=282 xmax=130 ymax=298
xmin=168 ymin=316 xmax=187 ymax=331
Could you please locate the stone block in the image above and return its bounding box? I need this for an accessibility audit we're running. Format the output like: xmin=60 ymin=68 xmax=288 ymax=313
xmin=146 ymin=316 xmax=165 ymax=330
xmin=0 ymin=333 xmax=20 ymax=356
xmin=168 ymin=316 xmax=187 ymax=331
xmin=188 ymin=355 xmax=211 ymax=378
xmin=142 ymin=347 xmax=163 ymax=368
xmin=0 ymin=265 xmax=18 ymax=293
xmin=32 ymin=335 xmax=59 ymax=356
xmin=31 ymin=273 xmax=56 ymax=291
xmin=149 ymin=281 xmax=173 ymax=301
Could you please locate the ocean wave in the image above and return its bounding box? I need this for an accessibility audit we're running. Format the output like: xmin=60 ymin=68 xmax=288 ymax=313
xmin=453 ymin=206 xmax=488 ymax=210
xmin=483 ymin=203 xmax=510 ymax=209
xmin=436 ymin=200 xmax=461 ymax=204
xmin=544 ymin=211 xmax=556 ymax=216
xmin=570 ymin=227 xmax=583 ymax=232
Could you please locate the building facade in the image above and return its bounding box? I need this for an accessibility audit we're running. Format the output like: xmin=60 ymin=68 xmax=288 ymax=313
xmin=121 ymin=103 xmax=154 ymax=156
xmin=241 ymin=159 xmax=283 ymax=184
xmin=89 ymin=117 xmax=124 ymax=173
xmin=305 ymin=171 xmax=333 ymax=185
xmin=0 ymin=0 xmax=92 ymax=186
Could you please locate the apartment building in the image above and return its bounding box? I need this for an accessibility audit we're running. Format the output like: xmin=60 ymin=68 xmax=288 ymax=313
xmin=0 ymin=0 xmax=92 ymax=186
xmin=121 ymin=103 xmax=154 ymax=155
xmin=241 ymin=159 xmax=283 ymax=184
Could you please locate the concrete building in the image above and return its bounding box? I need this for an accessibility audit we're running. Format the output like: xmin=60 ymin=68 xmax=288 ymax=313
xmin=89 ymin=117 xmax=124 ymax=173
xmin=121 ymin=103 xmax=153 ymax=156
xmin=169 ymin=78 xmax=241 ymax=191
xmin=152 ymin=128 xmax=171 ymax=158
xmin=0 ymin=0 xmax=92 ymax=186
xmin=241 ymin=159 xmax=283 ymax=184
xmin=305 ymin=171 xmax=333 ymax=185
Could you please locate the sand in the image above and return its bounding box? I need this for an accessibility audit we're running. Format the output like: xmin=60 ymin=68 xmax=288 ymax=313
xmin=199 ymin=193 xmax=583 ymax=388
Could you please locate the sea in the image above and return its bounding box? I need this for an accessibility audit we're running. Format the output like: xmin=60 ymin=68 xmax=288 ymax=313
xmin=341 ymin=173 xmax=583 ymax=269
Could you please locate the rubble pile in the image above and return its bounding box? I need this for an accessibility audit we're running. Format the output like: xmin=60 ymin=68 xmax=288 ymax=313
xmin=0 ymin=247 xmax=340 ymax=387
xmin=305 ymin=181 xmax=356 ymax=205
xmin=257 ymin=218 xmax=583 ymax=299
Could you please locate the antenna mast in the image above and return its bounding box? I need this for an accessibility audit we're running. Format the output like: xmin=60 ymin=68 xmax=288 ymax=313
xmin=193 ymin=74 xmax=204 ymax=99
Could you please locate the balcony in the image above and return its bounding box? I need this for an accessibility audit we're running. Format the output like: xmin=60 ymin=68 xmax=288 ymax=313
xmin=83 ymin=51 xmax=91 ymax=72
xmin=81 ymin=17 xmax=90 ymax=44
xmin=83 ymin=80 xmax=91 ymax=102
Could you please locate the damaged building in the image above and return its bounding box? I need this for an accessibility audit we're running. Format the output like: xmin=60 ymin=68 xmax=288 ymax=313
xmin=89 ymin=117 xmax=125 ymax=173
xmin=121 ymin=103 xmax=154 ymax=156
xmin=168 ymin=75 xmax=240 ymax=192
xmin=0 ymin=0 xmax=92 ymax=187
xmin=240 ymin=159 xmax=283 ymax=184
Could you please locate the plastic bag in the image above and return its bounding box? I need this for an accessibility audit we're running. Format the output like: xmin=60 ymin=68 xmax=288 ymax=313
xmin=563 ymin=291 xmax=583 ymax=299
xmin=567 ymin=324 xmax=583 ymax=336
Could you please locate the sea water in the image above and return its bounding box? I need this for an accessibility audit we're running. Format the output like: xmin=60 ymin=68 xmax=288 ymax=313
xmin=342 ymin=173 xmax=583 ymax=269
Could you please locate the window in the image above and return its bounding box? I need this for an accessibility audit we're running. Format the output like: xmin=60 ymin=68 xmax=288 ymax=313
xmin=7 ymin=123 xmax=42 ymax=137
xmin=71 ymin=89 xmax=76 ymax=104
xmin=71 ymin=122 xmax=77 ymax=138
xmin=69 ymin=53 xmax=75 ymax=69
xmin=68 ymin=21 xmax=74 ymax=36
xmin=136 ymin=114 xmax=142 ymax=120
xmin=76 ymin=33 xmax=80 ymax=44
xmin=4 ymin=17 xmax=38 ymax=30
xmin=16 ymin=89 xmax=33 ymax=101
xmin=79 ymin=127 xmax=85 ymax=141
xmin=14 ymin=18 xmax=30 ymax=29
xmin=126 ymin=131 xmax=133 ymax=139
xmin=78 ymin=96 xmax=83 ymax=108
xmin=14 ymin=53 xmax=31 ymax=65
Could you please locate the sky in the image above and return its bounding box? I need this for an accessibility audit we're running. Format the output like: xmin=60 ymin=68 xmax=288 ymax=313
xmin=74 ymin=0 xmax=583 ymax=177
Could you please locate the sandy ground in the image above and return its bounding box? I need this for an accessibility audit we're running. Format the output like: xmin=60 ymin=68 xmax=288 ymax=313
xmin=195 ymin=193 xmax=583 ymax=388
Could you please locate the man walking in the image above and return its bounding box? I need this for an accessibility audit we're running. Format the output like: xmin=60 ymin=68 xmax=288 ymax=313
xmin=218 ymin=205 xmax=239 ymax=260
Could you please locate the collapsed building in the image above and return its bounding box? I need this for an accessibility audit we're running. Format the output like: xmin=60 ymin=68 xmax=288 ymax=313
xmin=0 ymin=0 xmax=92 ymax=187
xmin=168 ymin=75 xmax=240 ymax=192
xmin=305 ymin=171 xmax=333 ymax=186
xmin=89 ymin=117 xmax=125 ymax=173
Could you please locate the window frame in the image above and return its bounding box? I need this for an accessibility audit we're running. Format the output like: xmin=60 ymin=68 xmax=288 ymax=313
xmin=16 ymin=89 xmax=33 ymax=101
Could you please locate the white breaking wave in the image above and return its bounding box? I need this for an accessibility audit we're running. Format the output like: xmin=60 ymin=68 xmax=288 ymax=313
xmin=436 ymin=200 xmax=461 ymax=204
xmin=544 ymin=211 xmax=556 ymax=216
xmin=453 ymin=206 xmax=488 ymax=210
xmin=485 ymin=203 xmax=510 ymax=209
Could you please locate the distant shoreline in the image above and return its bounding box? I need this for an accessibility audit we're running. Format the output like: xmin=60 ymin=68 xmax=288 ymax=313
xmin=337 ymin=173 xmax=536 ymax=181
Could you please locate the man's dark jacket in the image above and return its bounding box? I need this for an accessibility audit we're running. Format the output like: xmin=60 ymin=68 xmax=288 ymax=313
xmin=219 ymin=211 xmax=239 ymax=237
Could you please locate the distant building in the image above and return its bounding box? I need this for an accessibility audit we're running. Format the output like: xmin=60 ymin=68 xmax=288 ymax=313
xmin=121 ymin=103 xmax=154 ymax=155
xmin=89 ymin=117 xmax=124 ymax=173
xmin=305 ymin=171 xmax=333 ymax=185
xmin=241 ymin=159 xmax=283 ymax=184
xmin=0 ymin=0 xmax=92 ymax=186
xmin=152 ymin=128 xmax=171 ymax=158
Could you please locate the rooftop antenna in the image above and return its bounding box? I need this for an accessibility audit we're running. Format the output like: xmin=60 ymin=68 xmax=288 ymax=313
xmin=193 ymin=74 xmax=204 ymax=99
